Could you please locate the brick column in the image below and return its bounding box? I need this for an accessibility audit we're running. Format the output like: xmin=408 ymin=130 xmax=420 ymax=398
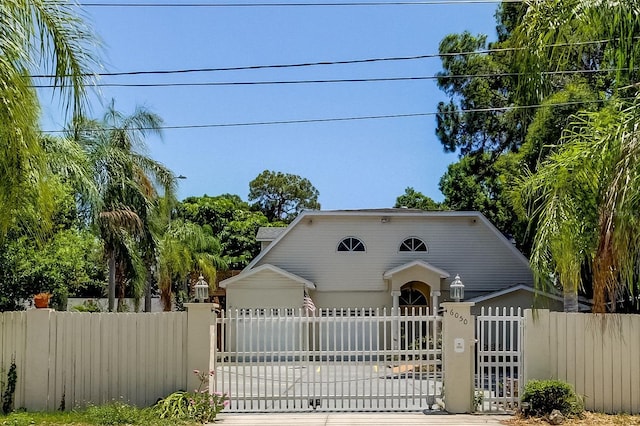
xmin=441 ymin=301 xmax=475 ymax=414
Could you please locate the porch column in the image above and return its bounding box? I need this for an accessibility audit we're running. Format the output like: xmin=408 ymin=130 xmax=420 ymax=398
xmin=441 ymin=301 xmax=475 ymax=413
xmin=391 ymin=290 xmax=401 ymax=350
xmin=391 ymin=290 xmax=400 ymax=314
xmin=430 ymin=290 xmax=440 ymax=315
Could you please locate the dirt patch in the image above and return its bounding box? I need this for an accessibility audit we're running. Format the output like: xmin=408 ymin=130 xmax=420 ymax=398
xmin=501 ymin=412 xmax=640 ymax=425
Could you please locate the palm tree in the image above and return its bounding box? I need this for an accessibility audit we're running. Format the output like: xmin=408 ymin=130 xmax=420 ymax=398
xmin=0 ymin=0 xmax=97 ymax=239
xmin=75 ymin=101 xmax=176 ymax=311
xmin=510 ymin=0 xmax=640 ymax=312
xmin=158 ymin=220 xmax=226 ymax=311
xmin=512 ymin=0 xmax=640 ymax=105
xmin=514 ymin=96 xmax=640 ymax=312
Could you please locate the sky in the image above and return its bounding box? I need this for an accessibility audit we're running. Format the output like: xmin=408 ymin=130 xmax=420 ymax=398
xmin=40 ymin=0 xmax=500 ymax=210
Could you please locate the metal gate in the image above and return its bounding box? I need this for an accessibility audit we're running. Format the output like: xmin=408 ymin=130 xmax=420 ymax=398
xmin=213 ymin=308 xmax=442 ymax=412
xmin=475 ymin=307 xmax=523 ymax=413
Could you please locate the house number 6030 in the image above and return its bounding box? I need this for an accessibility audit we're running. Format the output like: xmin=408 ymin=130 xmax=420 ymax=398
xmin=449 ymin=310 xmax=468 ymax=325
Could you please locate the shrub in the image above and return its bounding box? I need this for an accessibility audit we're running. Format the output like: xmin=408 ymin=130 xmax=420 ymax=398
xmin=521 ymin=379 xmax=583 ymax=417
xmin=72 ymin=299 xmax=102 ymax=312
xmin=155 ymin=370 xmax=228 ymax=423
xmin=1 ymin=358 xmax=17 ymax=414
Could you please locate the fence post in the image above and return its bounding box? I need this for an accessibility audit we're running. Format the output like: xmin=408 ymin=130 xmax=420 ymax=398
xmin=185 ymin=303 xmax=216 ymax=392
xmin=522 ymin=309 xmax=550 ymax=384
xmin=441 ymin=301 xmax=475 ymax=414
xmin=24 ymin=308 xmax=54 ymax=410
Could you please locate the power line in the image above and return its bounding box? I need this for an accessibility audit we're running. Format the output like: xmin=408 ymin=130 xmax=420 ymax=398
xmin=42 ymin=97 xmax=624 ymax=133
xmin=81 ymin=1 xmax=523 ymax=7
xmin=29 ymin=38 xmax=621 ymax=79
xmin=31 ymin=67 xmax=638 ymax=89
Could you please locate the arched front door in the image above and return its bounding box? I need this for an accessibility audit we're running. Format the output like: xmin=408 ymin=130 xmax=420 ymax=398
xmin=399 ymin=281 xmax=431 ymax=314
xmin=399 ymin=281 xmax=433 ymax=350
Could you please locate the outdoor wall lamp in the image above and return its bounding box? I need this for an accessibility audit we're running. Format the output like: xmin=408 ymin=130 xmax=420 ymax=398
xmin=450 ymin=274 xmax=464 ymax=302
xmin=194 ymin=275 xmax=209 ymax=302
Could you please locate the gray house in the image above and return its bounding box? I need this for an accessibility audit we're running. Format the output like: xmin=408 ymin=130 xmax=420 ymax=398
xmin=220 ymin=209 xmax=568 ymax=313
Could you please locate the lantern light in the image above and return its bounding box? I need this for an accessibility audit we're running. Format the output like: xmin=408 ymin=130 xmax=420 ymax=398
xmin=450 ymin=274 xmax=464 ymax=302
xmin=194 ymin=275 xmax=209 ymax=303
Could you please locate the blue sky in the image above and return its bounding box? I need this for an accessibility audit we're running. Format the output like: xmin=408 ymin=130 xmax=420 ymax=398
xmin=41 ymin=1 xmax=499 ymax=209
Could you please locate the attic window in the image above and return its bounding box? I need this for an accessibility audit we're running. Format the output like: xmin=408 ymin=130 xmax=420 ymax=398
xmin=337 ymin=237 xmax=365 ymax=252
xmin=400 ymin=237 xmax=427 ymax=252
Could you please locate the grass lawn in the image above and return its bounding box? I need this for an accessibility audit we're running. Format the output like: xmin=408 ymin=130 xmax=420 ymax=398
xmin=0 ymin=404 xmax=203 ymax=426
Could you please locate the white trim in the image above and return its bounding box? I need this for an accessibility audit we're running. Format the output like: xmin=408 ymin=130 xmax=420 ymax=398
xmin=220 ymin=264 xmax=316 ymax=289
xmin=245 ymin=210 xmax=531 ymax=271
xmin=383 ymin=260 xmax=450 ymax=280
xmin=467 ymin=284 xmax=591 ymax=311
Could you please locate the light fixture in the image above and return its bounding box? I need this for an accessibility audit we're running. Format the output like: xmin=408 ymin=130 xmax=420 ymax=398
xmin=194 ymin=275 xmax=209 ymax=302
xmin=450 ymin=274 xmax=464 ymax=302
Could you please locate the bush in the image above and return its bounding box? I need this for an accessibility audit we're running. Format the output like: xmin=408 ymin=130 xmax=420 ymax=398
xmin=521 ymin=379 xmax=583 ymax=417
xmin=155 ymin=370 xmax=228 ymax=423
xmin=72 ymin=299 xmax=103 ymax=312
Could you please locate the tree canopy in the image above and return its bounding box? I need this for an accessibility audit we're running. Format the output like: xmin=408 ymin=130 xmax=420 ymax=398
xmin=435 ymin=0 xmax=640 ymax=312
xmin=176 ymin=194 xmax=273 ymax=270
xmin=248 ymin=170 xmax=320 ymax=223
xmin=394 ymin=188 xmax=441 ymax=211
xmin=0 ymin=0 xmax=98 ymax=240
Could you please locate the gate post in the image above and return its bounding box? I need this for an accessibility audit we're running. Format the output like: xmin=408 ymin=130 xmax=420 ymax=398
xmin=185 ymin=303 xmax=216 ymax=392
xmin=441 ymin=301 xmax=475 ymax=414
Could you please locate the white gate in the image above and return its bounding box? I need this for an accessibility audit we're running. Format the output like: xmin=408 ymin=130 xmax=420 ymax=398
xmin=475 ymin=307 xmax=523 ymax=413
xmin=213 ymin=308 xmax=442 ymax=412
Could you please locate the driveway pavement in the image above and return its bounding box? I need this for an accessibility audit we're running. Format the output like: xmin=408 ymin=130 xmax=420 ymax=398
xmin=214 ymin=412 xmax=510 ymax=425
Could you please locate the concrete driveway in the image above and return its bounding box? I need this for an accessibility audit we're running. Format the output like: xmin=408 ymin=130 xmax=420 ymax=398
xmin=214 ymin=412 xmax=510 ymax=425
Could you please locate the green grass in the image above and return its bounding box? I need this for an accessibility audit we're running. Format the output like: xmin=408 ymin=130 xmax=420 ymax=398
xmin=0 ymin=402 xmax=201 ymax=426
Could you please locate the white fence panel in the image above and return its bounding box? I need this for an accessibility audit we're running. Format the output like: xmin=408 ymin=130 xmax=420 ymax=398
xmin=523 ymin=310 xmax=640 ymax=414
xmin=0 ymin=310 xmax=189 ymax=410
xmin=0 ymin=312 xmax=27 ymax=409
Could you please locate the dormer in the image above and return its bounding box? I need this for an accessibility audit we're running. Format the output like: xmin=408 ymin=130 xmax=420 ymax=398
xmin=256 ymin=227 xmax=287 ymax=251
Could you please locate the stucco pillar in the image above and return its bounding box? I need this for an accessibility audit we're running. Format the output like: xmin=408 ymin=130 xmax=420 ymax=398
xmin=185 ymin=303 xmax=216 ymax=392
xmin=441 ymin=301 xmax=475 ymax=414
xmin=24 ymin=308 xmax=54 ymax=410
xmin=391 ymin=290 xmax=401 ymax=350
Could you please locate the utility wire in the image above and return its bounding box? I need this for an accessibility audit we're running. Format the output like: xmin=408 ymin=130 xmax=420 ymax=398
xmin=42 ymin=97 xmax=626 ymax=133
xmin=29 ymin=38 xmax=622 ymax=79
xmin=30 ymin=67 xmax=638 ymax=88
xmin=81 ymin=1 xmax=523 ymax=7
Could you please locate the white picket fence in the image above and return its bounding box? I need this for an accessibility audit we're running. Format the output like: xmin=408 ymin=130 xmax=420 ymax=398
xmin=213 ymin=307 xmax=443 ymax=412
xmin=475 ymin=307 xmax=523 ymax=413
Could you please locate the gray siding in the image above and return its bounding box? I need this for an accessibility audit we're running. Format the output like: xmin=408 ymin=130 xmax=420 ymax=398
xmin=254 ymin=214 xmax=532 ymax=295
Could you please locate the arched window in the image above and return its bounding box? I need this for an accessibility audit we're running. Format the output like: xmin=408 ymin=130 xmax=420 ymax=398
xmin=337 ymin=237 xmax=365 ymax=252
xmin=399 ymin=237 xmax=427 ymax=252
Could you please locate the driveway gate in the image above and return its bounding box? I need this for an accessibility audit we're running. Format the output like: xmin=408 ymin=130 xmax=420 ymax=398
xmin=213 ymin=308 xmax=442 ymax=412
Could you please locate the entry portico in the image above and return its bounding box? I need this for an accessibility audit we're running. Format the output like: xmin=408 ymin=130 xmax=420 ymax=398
xmin=384 ymin=259 xmax=448 ymax=313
